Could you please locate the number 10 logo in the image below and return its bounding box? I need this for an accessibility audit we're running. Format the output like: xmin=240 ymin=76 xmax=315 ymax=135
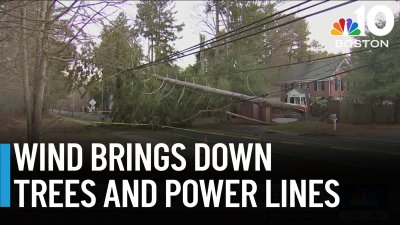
xmin=331 ymin=5 xmax=394 ymax=37
xmin=355 ymin=5 xmax=394 ymax=36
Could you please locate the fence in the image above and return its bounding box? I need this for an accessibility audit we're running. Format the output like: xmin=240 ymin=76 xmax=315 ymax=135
xmin=337 ymin=101 xmax=398 ymax=124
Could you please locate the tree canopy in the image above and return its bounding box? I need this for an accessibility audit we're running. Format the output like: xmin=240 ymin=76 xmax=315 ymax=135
xmin=348 ymin=14 xmax=400 ymax=103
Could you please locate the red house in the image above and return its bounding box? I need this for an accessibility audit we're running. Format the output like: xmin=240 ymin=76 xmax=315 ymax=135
xmin=280 ymin=57 xmax=349 ymax=105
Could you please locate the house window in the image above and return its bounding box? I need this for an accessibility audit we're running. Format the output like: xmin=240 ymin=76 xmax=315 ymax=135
xmin=301 ymin=97 xmax=305 ymax=105
xmin=289 ymin=97 xmax=301 ymax=104
xmin=314 ymin=81 xmax=324 ymax=91
xmin=299 ymin=83 xmax=305 ymax=90
xmin=335 ymin=79 xmax=342 ymax=91
xmin=318 ymin=81 xmax=324 ymax=90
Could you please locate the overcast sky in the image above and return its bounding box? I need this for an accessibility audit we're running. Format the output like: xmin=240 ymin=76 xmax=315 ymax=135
xmin=84 ymin=1 xmax=400 ymax=68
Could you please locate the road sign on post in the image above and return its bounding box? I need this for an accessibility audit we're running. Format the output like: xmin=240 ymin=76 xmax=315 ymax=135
xmin=88 ymin=99 xmax=96 ymax=113
xmin=89 ymin=99 xmax=96 ymax=107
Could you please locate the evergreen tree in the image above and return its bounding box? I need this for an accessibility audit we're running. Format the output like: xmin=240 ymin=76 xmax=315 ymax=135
xmin=200 ymin=1 xmax=327 ymax=96
xmin=93 ymin=13 xmax=144 ymax=122
xmin=348 ymin=15 xmax=400 ymax=108
xmin=135 ymin=0 xmax=184 ymax=62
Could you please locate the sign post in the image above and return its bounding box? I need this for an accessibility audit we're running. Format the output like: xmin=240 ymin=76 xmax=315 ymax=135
xmin=88 ymin=99 xmax=96 ymax=113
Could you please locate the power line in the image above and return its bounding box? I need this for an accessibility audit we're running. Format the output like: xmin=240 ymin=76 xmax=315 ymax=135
xmin=150 ymin=47 xmax=400 ymax=108
xmin=156 ymin=44 xmax=395 ymax=102
xmin=169 ymin=36 xmax=325 ymax=73
xmin=135 ymin=1 xmax=356 ymax=70
xmin=102 ymin=1 xmax=353 ymax=81
xmin=153 ymin=1 xmax=314 ymax=63
xmin=178 ymin=41 xmax=400 ymax=78
xmin=182 ymin=46 xmax=400 ymax=104
xmin=136 ymin=1 xmax=334 ymax=70
xmin=99 ymin=2 xmax=318 ymax=77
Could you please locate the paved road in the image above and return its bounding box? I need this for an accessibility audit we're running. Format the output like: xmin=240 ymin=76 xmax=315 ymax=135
xmin=54 ymin=112 xmax=400 ymax=172
xmin=196 ymin=124 xmax=400 ymax=153
xmin=164 ymin=126 xmax=400 ymax=173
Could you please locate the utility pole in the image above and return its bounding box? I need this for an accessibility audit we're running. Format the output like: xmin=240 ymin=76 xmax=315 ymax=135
xmin=215 ymin=1 xmax=219 ymax=36
xmin=214 ymin=0 xmax=220 ymax=59
xmin=199 ymin=34 xmax=205 ymax=75
xmin=150 ymin=74 xmax=305 ymax=112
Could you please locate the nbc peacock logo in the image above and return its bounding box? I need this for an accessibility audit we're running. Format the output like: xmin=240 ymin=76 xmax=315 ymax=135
xmin=331 ymin=18 xmax=361 ymax=36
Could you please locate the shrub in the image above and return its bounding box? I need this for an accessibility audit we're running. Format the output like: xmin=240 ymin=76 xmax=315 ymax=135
xmin=310 ymin=98 xmax=329 ymax=119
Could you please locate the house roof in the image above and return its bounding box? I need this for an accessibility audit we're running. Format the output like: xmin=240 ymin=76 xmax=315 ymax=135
xmin=287 ymin=88 xmax=305 ymax=95
xmin=280 ymin=57 xmax=345 ymax=82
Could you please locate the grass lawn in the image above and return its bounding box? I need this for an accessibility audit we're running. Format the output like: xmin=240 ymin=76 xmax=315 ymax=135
xmin=0 ymin=116 xmax=126 ymax=143
xmin=0 ymin=115 xmax=189 ymax=144
xmin=268 ymin=120 xmax=400 ymax=137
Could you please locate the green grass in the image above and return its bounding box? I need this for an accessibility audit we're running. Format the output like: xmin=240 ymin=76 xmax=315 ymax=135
xmin=267 ymin=121 xmax=336 ymax=136
xmin=268 ymin=120 xmax=400 ymax=137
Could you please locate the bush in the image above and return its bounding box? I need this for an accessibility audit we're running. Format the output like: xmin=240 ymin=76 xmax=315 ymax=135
xmin=310 ymin=98 xmax=328 ymax=119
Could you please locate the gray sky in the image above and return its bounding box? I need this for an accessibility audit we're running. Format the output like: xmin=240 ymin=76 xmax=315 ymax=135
xmin=84 ymin=1 xmax=400 ymax=68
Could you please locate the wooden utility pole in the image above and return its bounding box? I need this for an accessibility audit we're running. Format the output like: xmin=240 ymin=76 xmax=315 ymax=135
xmin=151 ymin=74 xmax=305 ymax=111
xmin=199 ymin=34 xmax=206 ymax=75
xmin=214 ymin=0 xmax=220 ymax=59
xmin=215 ymin=1 xmax=219 ymax=36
